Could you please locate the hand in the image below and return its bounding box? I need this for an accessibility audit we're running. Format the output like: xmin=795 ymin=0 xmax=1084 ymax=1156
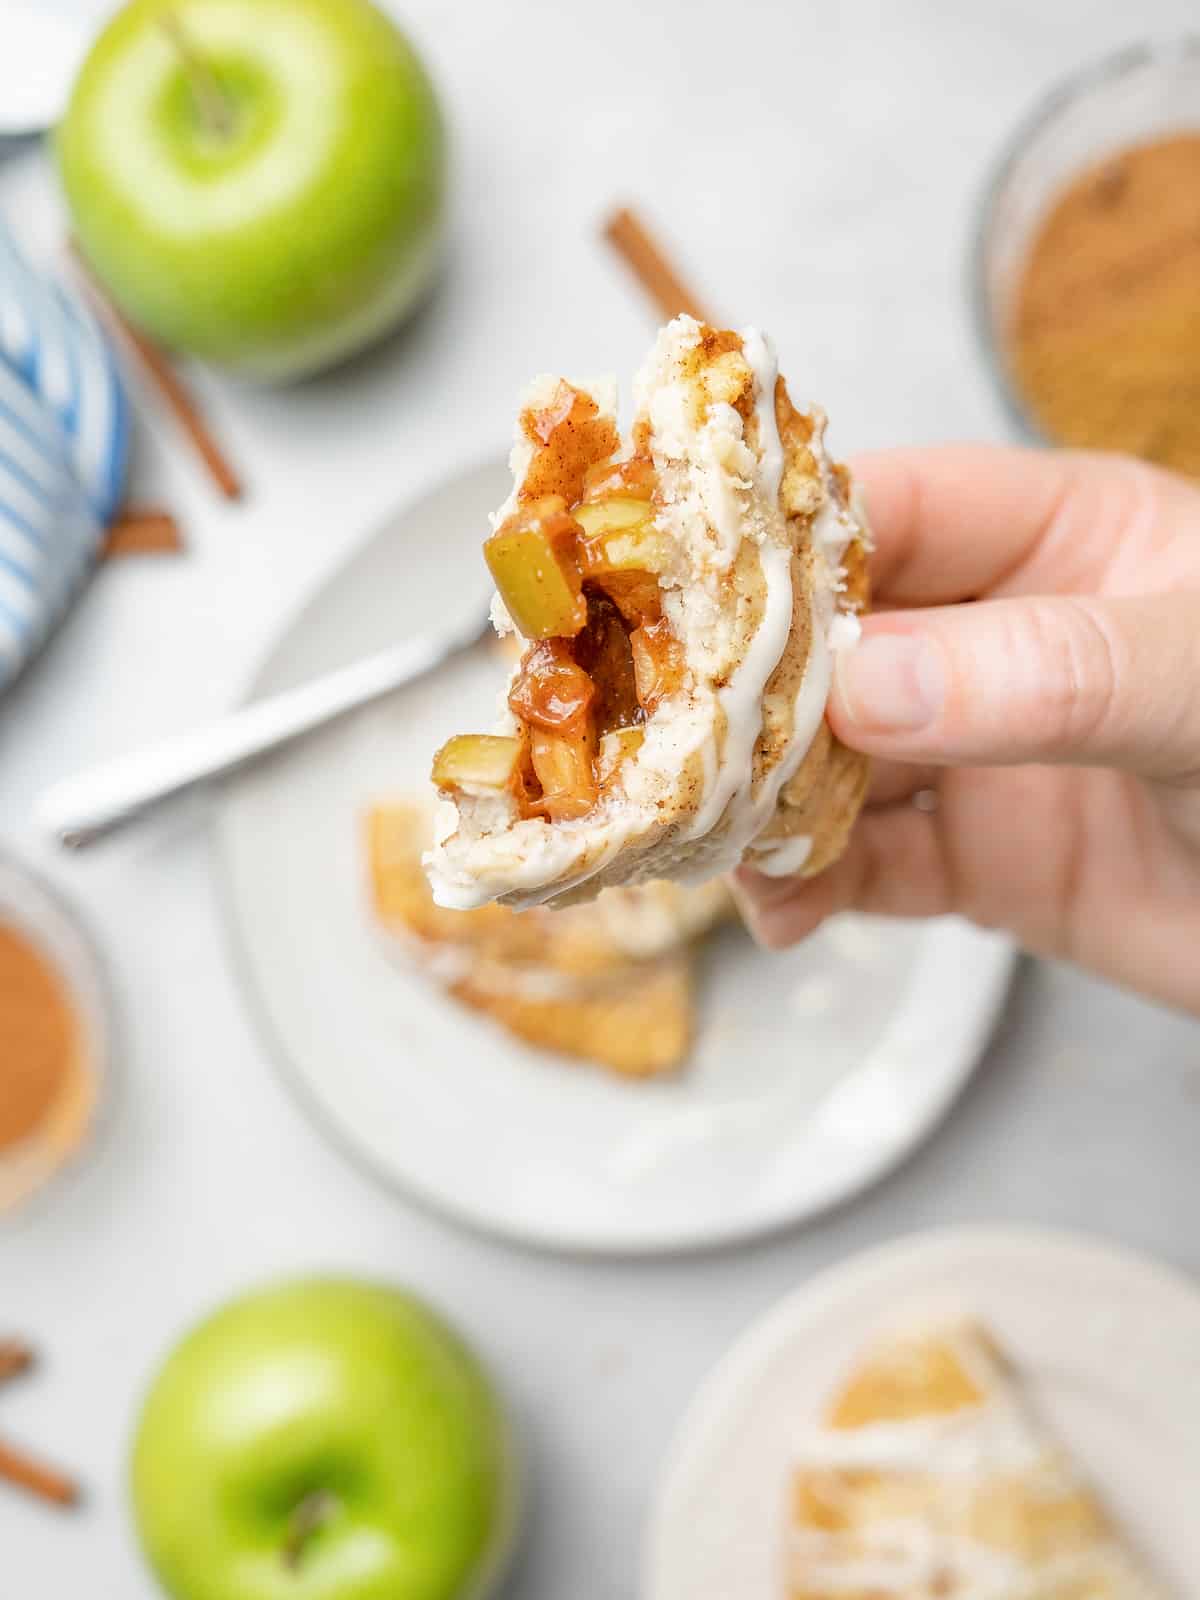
xmin=736 ymin=445 xmax=1200 ymax=1015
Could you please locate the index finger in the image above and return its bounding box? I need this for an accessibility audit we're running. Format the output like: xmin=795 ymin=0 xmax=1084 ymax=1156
xmin=849 ymin=443 xmax=1171 ymax=606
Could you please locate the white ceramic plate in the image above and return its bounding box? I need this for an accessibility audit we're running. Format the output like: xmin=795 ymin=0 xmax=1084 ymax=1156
xmin=646 ymin=1226 xmax=1200 ymax=1596
xmin=215 ymin=462 xmax=1015 ymax=1255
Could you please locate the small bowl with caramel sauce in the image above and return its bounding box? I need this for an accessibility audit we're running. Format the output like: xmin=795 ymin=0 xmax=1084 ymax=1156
xmin=973 ymin=39 xmax=1200 ymax=476
xmin=0 ymin=854 xmax=112 ymax=1216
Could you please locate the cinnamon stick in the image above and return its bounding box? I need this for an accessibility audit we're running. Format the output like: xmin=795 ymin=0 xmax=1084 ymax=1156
xmin=0 ymin=1341 xmax=33 ymax=1383
xmin=0 ymin=1439 xmax=80 ymax=1508
xmin=103 ymin=505 xmax=184 ymax=558
xmin=68 ymin=242 xmax=243 ymax=502
xmin=602 ymin=207 xmax=712 ymax=324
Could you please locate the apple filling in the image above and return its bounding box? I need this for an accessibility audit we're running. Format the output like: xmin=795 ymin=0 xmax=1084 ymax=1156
xmin=432 ymin=387 xmax=684 ymax=824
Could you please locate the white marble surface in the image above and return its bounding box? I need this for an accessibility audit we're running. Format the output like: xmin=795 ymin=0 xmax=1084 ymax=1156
xmin=3 ymin=1 xmax=1199 ymax=1594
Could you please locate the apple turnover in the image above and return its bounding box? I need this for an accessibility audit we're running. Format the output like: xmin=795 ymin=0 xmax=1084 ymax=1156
xmin=367 ymin=803 xmax=729 ymax=1077
xmin=788 ymin=1321 xmax=1165 ymax=1597
xmin=425 ymin=314 xmax=870 ymax=911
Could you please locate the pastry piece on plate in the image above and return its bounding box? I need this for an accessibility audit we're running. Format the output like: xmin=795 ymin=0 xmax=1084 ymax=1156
xmin=787 ymin=1320 xmax=1166 ymax=1598
xmin=425 ymin=314 xmax=870 ymax=911
xmin=366 ymin=802 xmax=730 ymax=1077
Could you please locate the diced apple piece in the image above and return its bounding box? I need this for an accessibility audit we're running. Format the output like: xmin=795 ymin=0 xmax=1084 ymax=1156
xmin=484 ymin=497 xmax=586 ymax=640
xmin=579 ymin=519 xmax=668 ymax=628
xmin=573 ymin=496 xmax=654 ymax=538
xmin=597 ymin=726 xmax=645 ymax=785
xmin=580 ymin=517 xmax=668 ymax=577
xmin=584 ymin=552 xmax=664 ymax=628
xmin=630 ymin=619 xmax=685 ymax=712
xmin=590 ymin=571 xmax=662 ymax=629
xmin=432 ymin=734 xmax=527 ymax=793
xmin=530 ymin=726 xmax=598 ymax=821
xmin=581 ymin=453 xmax=656 ymax=503
xmin=508 ymin=640 xmax=596 ymax=733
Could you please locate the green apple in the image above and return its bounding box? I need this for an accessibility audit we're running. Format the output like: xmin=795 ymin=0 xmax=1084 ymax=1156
xmin=57 ymin=0 xmax=446 ymax=380
xmin=131 ymin=1278 xmax=517 ymax=1600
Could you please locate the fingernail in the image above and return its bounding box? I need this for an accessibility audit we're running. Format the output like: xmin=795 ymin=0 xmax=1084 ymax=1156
xmin=835 ymin=632 xmax=944 ymax=732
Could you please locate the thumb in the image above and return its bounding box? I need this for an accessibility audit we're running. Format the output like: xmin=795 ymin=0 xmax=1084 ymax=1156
xmin=830 ymin=592 xmax=1200 ymax=780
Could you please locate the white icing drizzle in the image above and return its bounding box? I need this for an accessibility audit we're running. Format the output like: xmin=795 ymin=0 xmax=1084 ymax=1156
xmin=684 ymin=329 xmax=825 ymax=858
xmin=752 ymin=834 xmax=812 ymax=877
xmin=747 ymin=404 xmax=862 ymax=879
xmin=592 ymin=878 xmax=729 ymax=954
xmin=791 ymin=1404 xmax=1047 ymax=1477
xmin=829 ymin=609 xmax=861 ymax=652
xmin=741 ymin=327 xmax=784 ymax=499
xmin=686 ymin=539 xmax=795 ymax=841
xmin=429 ymin=809 xmax=616 ymax=909
xmin=388 ymin=928 xmax=601 ymax=1002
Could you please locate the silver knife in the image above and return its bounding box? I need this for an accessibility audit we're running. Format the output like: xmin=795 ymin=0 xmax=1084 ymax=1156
xmin=37 ymin=610 xmax=492 ymax=849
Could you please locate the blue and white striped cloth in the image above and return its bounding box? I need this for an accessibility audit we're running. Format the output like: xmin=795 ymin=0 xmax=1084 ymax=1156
xmin=0 ymin=223 xmax=129 ymax=692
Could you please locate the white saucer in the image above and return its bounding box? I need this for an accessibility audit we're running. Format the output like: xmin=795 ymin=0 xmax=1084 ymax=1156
xmin=215 ymin=461 xmax=1015 ymax=1255
xmin=646 ymin=1226 xmax=1200 ymax=1595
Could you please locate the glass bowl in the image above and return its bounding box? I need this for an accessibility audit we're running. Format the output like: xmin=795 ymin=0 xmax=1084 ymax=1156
xmin=0 ymin=852 xmax=114 ymax=1216
xmin=972 ymin=37 xmax=1200 ymax=443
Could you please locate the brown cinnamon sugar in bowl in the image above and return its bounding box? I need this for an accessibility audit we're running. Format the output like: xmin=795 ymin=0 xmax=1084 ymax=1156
xmin=0 ymin=925 xmax=79 ymax=1149
xmin=974 ymin=41 xmax=1200 ymax=476
xmin=0 ymin=858 xmax=110 ymax=1215
xmin=1011 ymin=134 xmax=1200 ymax=474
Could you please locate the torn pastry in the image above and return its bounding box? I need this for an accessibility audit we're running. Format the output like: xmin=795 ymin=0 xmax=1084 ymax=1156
xmin=426 ymin=315 xmax=870 ymax=911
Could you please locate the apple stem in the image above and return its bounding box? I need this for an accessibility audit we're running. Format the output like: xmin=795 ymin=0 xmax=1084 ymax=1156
xmin=282 ymin=1489 xmax=338 ymax=1572
xmin=159 ymin=12 xmax=234 ymax=141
